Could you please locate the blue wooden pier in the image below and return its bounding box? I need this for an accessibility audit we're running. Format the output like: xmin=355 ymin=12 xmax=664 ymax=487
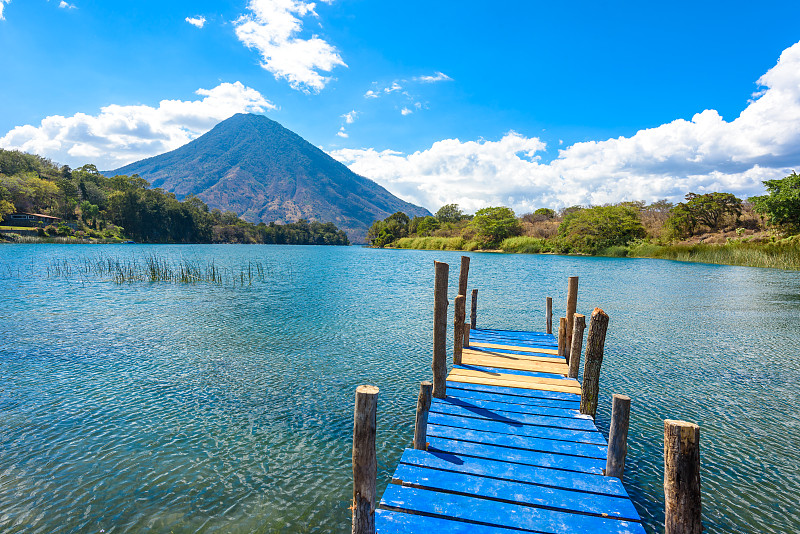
xmin=374 ymin=327 xmax=645 ymax=533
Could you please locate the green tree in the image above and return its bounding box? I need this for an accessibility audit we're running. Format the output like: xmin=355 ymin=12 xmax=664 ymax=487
xmin=416 ymin=216 xmax=440 ymax=236
xmin=750 ymin=172 xmax=800 ymax=234
xmin=472 ymin=206 xmax=521 ymax=246
xmin=533 ymin=208 xmax=556 ymax=218
xmin=557 ymin=205 xmax=646 ymax=254
xmin=435 ymin=203 xmax=463 ymax=223
xmin=665 ymin=192 xmax=742 ymax=237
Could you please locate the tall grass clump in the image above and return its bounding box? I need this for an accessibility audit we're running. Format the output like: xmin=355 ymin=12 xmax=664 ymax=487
xmin=500 ymin=236 xmax=554 ymax=254
xmin=394 ymin=236 xmax=467 ymax=250
xmin=628 ymin=237 xmax=800 ymax=270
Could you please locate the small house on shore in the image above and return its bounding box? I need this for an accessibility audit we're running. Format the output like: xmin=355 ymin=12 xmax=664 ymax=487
xmin=4 ymin=212 xmax=61 ymax=227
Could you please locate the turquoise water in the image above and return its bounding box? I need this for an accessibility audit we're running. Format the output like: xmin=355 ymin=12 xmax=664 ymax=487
xmin=1 ymin=244 xmax=799 ymax=533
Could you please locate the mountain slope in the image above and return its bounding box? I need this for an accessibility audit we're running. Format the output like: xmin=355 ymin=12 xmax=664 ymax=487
xmin=110 ymin=113 xmax=429 ymax=242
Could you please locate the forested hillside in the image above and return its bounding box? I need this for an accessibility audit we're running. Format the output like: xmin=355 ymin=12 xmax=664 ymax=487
xmin=0 ymin=149 xmax=349 ymax=245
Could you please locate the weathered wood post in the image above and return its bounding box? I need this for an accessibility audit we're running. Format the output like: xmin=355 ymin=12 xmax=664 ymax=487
xmin=557 ymin=317 xmax=567 ymax=359
xmin=352 ymin=385 xmax=378 ymax=534
xmin=568 ymin=314 xmax=586 ymax=378
xmin=432 ymin=261 xmax=449 ymax=399
xmin=413 ymin=381 xmax=432 ymax=450
xmin=605 ymin=394 xmax=631 ymax=478
xmin=579 ymin=307 xmax=609 ymax=418
xmin=470 ymin=289 xmax=478 ymax=329
xmin=664 ymin=420 xmax=702 ymax=534
xmin=564 ymin=276 xmax=579 ymax=361
xmin=546 ymin=297 xmax=553 ymax=334
xmin=458 ymin=256 xmax=470 ymax=297
xmin=463 ymin=323 xmax=470 ymax=348
xmin=453 ymin=294 xmax=466 ymax=365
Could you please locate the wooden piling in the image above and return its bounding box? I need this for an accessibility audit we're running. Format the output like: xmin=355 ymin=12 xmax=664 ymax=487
xmin=413 ymin=382 xmax=432 ymax=451
xmin=605 ymin=394 xmax=631 ymax=479
xmin=470 ymin=289 xmax=478 ymax=329
xmin=458 ymin=256 xmax=470 ymax=297
xmin=463 ymin=323 xmax=470 ymax=348
xmin=352 ymin=385 xmax=379 ymax=534
xmin=664 ymin=420 xmax=702 ymax=534
xmin=453 ymin=294 xmax=466 ymax=365
xmin=557 ymin=317 xmax=567 ymax=359
xmin=564 ymin=276 xmax=579 ymax=360
xmin=579 ymin=307 xmax=609 ymax=418
xmin=568 ymin=314 xmax=586 ymax=379
xmin=433 ymin=261 xmax=449 ymax=399
xmin=546 ymin=297 xmax=553 ymax=334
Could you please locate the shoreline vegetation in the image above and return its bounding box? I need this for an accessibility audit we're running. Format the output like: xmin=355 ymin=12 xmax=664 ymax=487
xmin=368 ymin=175 xmax=800 ymax=270
xmin=0 ymin=149 xmax=349 ymax=246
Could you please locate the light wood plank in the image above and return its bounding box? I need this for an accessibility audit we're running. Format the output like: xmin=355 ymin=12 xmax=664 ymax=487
xmin=463 ymin=348 xmax=565 ymax=365
xmin=447 ymin=373 xmax=582 ymax=395
xmin=470 ymin=341 xmax=559 ymax=355
xmin=462 ymin=353 xmax=569 ymax=375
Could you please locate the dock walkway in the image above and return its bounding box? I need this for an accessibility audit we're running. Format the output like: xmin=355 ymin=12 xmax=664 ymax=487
xmin=374 ymin=327 xmax=645 ymax=533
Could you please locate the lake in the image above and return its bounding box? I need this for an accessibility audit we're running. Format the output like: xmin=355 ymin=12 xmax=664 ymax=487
xmin=1 ymin=244 xmax=798 ymax=533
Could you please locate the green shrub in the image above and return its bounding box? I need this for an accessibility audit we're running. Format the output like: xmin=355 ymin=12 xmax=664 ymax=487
xmin=557 ymin=205 xmax=646 ymax=254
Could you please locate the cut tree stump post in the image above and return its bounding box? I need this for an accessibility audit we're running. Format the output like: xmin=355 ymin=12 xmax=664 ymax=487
xmin=546 ymin=297 xmax=553 ymax=335
xmin=458 ymin=256 xmax=470 ymax=298
xmin=463 ymin=323 xmax=470 ymax=348
xmin=352 ymin=385 xmax=378 ymax=534
xmin=557 ymin=317 xmax=567 ymax=359
xmin=568 ymin=314 xmax=586 ymax=378
xmin=664 ymin=420 xmax=702 ymax=534
xmin=433 ymin=261 xmax=449 ymax=399
xmin=605 ymin=394 xmax=631 ymax=479
xmin=470 ymin=289 xmax=478 ymax=329
xmin=453 ymin=294 xmax=466 ymax=365
xmin=564 ymin=276 xmax=579 ymax=361
xmin=579 ymin=307 xmax=609 ymax=418
xmin=413 ymin=382 xmax=432 ymax=451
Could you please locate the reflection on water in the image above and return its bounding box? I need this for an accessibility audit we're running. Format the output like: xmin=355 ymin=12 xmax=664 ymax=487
xmin=1 ymin=245 xmax=799 ymax=533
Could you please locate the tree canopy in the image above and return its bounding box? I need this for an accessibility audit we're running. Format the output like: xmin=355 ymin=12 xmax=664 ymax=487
xmin=557 ymin=205 xmax=646 ymax=254
xmin=750 ymin=172 xmax=800 ymax=234
xmin=472 ymin=206 xmax=521 ymax=246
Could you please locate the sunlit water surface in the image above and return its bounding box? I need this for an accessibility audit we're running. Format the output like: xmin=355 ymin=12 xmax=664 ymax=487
xmin=1 ymin=244 xmax=799 ymax=533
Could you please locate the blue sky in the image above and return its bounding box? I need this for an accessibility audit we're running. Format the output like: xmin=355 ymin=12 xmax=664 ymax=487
xmin=2 ymin=0 xmax=800 ymax=213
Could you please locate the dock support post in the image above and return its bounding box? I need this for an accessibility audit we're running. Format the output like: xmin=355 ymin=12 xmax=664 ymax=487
xmin=352 ymin=385 xmax=379 ymax=534
xmin=458 ymin=256 xmax=470 ymax=297
xmin=433 ymin=261 xmax=449 ymax=399
xmin=605 ymin=394 xmax=631 ymax=478
xmin=557 ymin=317 xmax=567 ymax=359
xmin=579 ymin=308 xmax=609 ymax=418
xmin=453 ymin=294 xmax=466 ymax=365
xmin=546 ymin=297 xmax=553 ymax=334
xmin=413 ymin=382 xmax=432 ymax=451
xmin=463 ymin=323 xmax=470 ymax=348
xmin=470 ymin=289 xmax=478 ymax=329
xmin=568 ymin=314 xmax=586 ymax=378
xmin=564 ymin=276 xmax=579 ymax=361
xmin=664 ymin=420 xmax=702 ymax=534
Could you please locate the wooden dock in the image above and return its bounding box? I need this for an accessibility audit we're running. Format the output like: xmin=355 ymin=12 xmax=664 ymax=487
xmin=374 ymin=327 xmax=646 ymax=533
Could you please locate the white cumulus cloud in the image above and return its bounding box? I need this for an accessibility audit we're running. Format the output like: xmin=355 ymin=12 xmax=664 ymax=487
xmin=185 ymin=15 xmax=206 ymax=28
xmin=331 ymin=41 xmax=800 ymax=213
xmin=58 ymin=1 xmax=76 ymax=8
xmin=400 ymin=107 xmax=412 ymax=116
xmin=234 ymin=0 xmax=346 ymax=92
xmin=0 ymin=82 xmax=274 ymax=170
xmin=0 ymin=0 xmax=11 ymax=19
xmin=415 ymin=71 xmax=452 ymax=83
xmin=342 ymin=110 xmax=357 ymax=124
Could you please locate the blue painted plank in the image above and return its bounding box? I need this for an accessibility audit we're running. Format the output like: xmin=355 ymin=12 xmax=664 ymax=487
xmin=430 ymin=400 xmax=598 ymax=431
xmin=399 ymin=448 xmax=629 ymax=497
xmin=428 ymin=412 xmax=607 ymax=445
xmin=427 ymin=425 xmax=608 ymax=460
xmin=435 ymin=396 xmax=587 ymax=419
xmin=455 ymin=364 xmax=569 ymax=380
xmin=376 ymin=509 xmax=524 ymax=533
xmin=468 ymin=346 xmax=563 ymax=359
xmin=392 ymin=464 xmax=641 ymax=521
xmin=446 ymin=381 xmax=580 ymax=402
xmin=446 ymin=385 xmax=581 ymax=409
xmin=427 ymin=436 xmax=606 ymax=473
xmin=380 ymin=485 xmax=646 ymax=533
